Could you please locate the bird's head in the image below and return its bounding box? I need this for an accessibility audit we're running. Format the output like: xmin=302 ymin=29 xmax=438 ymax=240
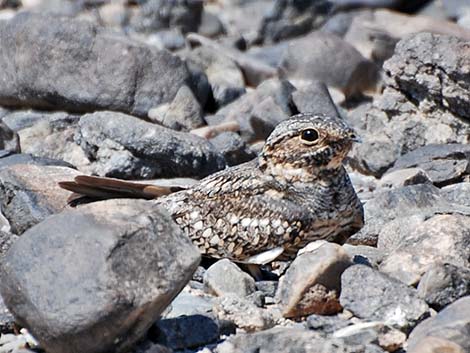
xmin=259 ymin=113 xmax=359 ymax=182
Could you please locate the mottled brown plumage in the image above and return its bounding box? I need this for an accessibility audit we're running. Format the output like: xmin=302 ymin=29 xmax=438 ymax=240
xmin=60 ymin=113 xmax=364 ymax=264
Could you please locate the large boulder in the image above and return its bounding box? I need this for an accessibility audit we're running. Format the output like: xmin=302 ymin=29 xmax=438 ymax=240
xmin=0 ymin=199 xmax=201 ymax=353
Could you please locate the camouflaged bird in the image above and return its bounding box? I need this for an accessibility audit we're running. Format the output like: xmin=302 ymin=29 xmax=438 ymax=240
xmin=60 ymin=113 xmax=364 ymax=264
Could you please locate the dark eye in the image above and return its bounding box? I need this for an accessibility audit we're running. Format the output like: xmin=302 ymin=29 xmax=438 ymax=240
xmin=301 ymin=129 xmax=319 ymax=142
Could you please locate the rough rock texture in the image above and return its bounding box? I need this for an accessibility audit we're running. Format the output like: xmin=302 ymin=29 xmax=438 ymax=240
xmin=209 ymin=132 xmax=256 ymax=167
xmin=0 ymin=164 xmax=81 ymax=234
xmin=0 ymin=12 xmax=191 ymax=118
xmin=76 ymin=111 xmax=225 ymax=179
xmin=380 ymin=214 xmax=470 ymax=286
xmin=407 ymin=296 xmax=470 ymax=353
xmin=203 ymin=259 xmax=256 ymax=298
xmin=349 ymin=33 xmax=470 ymax=177
xmin=441 ymin=182 xmax=470 ymax=207
xmin=0 ymin=199 xmax=201 ymax=353
xmin=417 ymin=263 xmax=470 ymax=310
xmin=340 ymin=265 xmax=429 ymax=332
xmin=0 ymin=121 xmax=19 ymax=153
xmin=0 ymin=153 xmax=74 ymax=170
xmin=290 ymin=80 xmax=340 ymax=117
xmin=276 ymin=242 xmax=352 ymax=317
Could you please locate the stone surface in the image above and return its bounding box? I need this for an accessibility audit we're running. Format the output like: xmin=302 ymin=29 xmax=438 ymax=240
xmin=441 ymin=182 xmax=470 ymax=207
xmin=378 ymin=168 xmax=431 ymax=189
xmin=0 ymin=121 xmax=19 ymax=153
xmin=0 ymin=153 xmax=74 ymax=170
xmin=407 ymin=296 xmax=470 ymax=353
xmin=0 ymin=230 xmax=17 ymax=257
xmin=0 ymin=164 xmax=81 ymax=234
xmin=277 ymin=242 xmax=352 ymax=318
xmin=209 ymin=132 xmax=256 ymax=167
xmin=203 ymin=259 xmax=255 ymax=298
xmin=342 ymin=244 xmax=384 ymax=268
xmin=76 ymin=111 xmax=225 ymax=179
xmin=380 ymin=214 xmax=470 ymax=286
xmin=0 ymin=295 xmax=14 ymax=334
xmin=417 ymin=263 xmax=470 ymax=311
xmin=163 ymin=291 xmax=213 ymax=319
xmin=290 ymin=80 xmax=340 ymax=118
xmin=213 ymin=295 xmax=275 ymax=333
xmin=0 ymin=12 xmax=191 ymax=118
xmin=306 ymin=314 xmax=350 ymax=334
xmin=340 ymin=265 xmax=429 ymax=331
xmin=0 ymin=199 xmax=201 ymax=353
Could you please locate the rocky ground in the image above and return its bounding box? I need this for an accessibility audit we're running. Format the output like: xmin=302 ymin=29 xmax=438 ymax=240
xmin=0 ymin=0 xmax=469 ymax=352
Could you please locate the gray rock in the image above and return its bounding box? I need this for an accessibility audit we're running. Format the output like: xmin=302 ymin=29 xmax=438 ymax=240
xmin=342 ymin=244 xmax=384 ymax=268
xmin=378 ymin=168 xmax=431 ymax=189
xmin=0 ymin=153 xmax=74 ymax=170
xmin=0 ymin=12 xmax=191 ymax=118
xmin=279 ymin=31 xmax=381 ymax=99
xmin=164 ymin=291 xmax=214 ymax=319
xmin=290 ymin=81 xmax=340 ymax=118
xmin=306 ymin=314 xmax=350 ymax=334
xmin=76 ymin=111 xmax=225 ymax=179
xmin=441 ymin=182 xmax=470 ymax=207
xmin=198 ymin=11 xmax=225 ymax=38
xmin=277 ymin=242 xmax=352 ymax=318
xmin=209 ymin=132 xmax=256 ymax=167
xmin=0 ymin=121 xmax=19 ymax=154
xmin=0 ymin=295 xmax=14 ymax=334
xmin=340 ymin=265 xmax=429 ymax=332
xmin=203 ymin=259 xmax=255 ymax=297
xmin=380 ymin=214 xmax=470 ymax=286
xmin=249 ymin=96 xmax=290 ymax=141
xmin=255 ymin=281 xmax=278 ymax=298
xmin=0 ymin=164 xmax=81 ymax=234
xmin=152 ymin=314 xmax=219 ymax=350
xmin=0 ymin=199 xmax=200 ymax=353
xmin=216 ymin=327 xmax=386 ymax=353
xmin=156 ymin=85 xmax=205 ymax=131
xmin=213 ymin=295 xmax=276 ymax=333
xmin=390 ymin=144 xmax=470 ymax=186
xmin=0 ymin=230 xmax=17 ymax=257
xmin=417 ymin=263 xmax=470 ymax=311
xmin=407 ymin=296 xmax=470 ymax=353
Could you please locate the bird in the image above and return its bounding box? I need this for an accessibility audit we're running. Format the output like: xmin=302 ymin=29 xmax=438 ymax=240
xmin=59 ymin=113 xmax=364 ymax=265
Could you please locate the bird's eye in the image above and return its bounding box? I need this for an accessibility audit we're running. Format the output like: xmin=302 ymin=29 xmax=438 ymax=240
xmin=300 ymin=129 xmax=319 ymax=143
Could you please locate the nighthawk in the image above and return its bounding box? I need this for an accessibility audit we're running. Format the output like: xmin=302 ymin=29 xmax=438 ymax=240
xmin=60 ymin=113 xmax=364 ymax=265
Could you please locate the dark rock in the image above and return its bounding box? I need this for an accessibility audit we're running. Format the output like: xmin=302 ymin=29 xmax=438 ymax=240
xmin=246 ymin=42 xmax=288 ymax=69
xmin=0 ymin=121 xmax=19 ymax=154
xmin=0 ymin=199 xmax=200 ymax=353
xmin=217 ymin=79 xmax=295 ymax=142
xmin=203 ymin=259 xmax=256 ymax=297
xmin=192 ymin=266 xmax=206 ymax=283
xmin=407 ymin=296 xmax=470 ymax=353
xmin=277 ymin=242 xmax=352 ymax=318
xmin=306 ymin=314 xmax=350 ymax=334
xmin=380 ymin=214 xmax=470 ymax=286
xmin=441 ymin=182 xmax=470 ymax=207
xmin=129 ymin=0 xmax=203 ymax=34
xmin=417 ymin=263 xmax=470 ymax=311
xmin=255 ymin=281 xmax=278 ymax=298
xmin=76 ymin=111 xmax=225 ymax=179
xmin=0 ymin=294 xmax=14 ymax=334
xmin=0 ymin=12 xmax=191 ymax=118
xmin=132 ymin=341 xmax=172 ymax=353
xmin=0 ymin=164 xmax=81 ymax=234
xmin=216 ymin=327 xmax=386 ymax=353
xmin=390 ymin=144 xmax=470 ymax=187
xmin=213 ymin=295 xmax=276 ymax=333
xmin=0 ymin=153 xmax=74 ymax=170
xmin=187 ymin=45 xmax=246 ymax=108
xmin=209 ymin=132 xmax=256 ymax=167
xmin=340 ymin=265 xmax=429 ymax=332
xmin=290 ymin=81 xmax=340 ymax=117
xmin=151 ymin=314 xmax=219 ymax=350
xmin=279 ymin=31 xmax=381 ymax=99
xmin=249 ymin=96 xmax=290 ymax=141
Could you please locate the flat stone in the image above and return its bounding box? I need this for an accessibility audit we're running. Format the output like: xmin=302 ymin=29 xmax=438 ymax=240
xmin=203 ymin=259 xmax=256 ymax=297
xmin=441 ymin=182 xmax=470 ymax=207
xmin=379 ymin=168 xmax=431 ymax=189
xmin=340 ymin=265 xmax=429 ymax=332
xmin=163 ymin=291 xmax=214 ymax=319
xmin=0 ymin=199 xmax=200 ymax=353
xmin=277 ymin=242 xmax=352 ymax=318
xmin=0 ymin=153 xmax=74 ymax=170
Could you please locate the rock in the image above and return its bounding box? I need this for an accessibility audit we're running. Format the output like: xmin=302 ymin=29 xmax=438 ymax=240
xmin=0 ymin=199 xmax=201 ymax=353
xmin=0 ymin=230 xmax=17 ymax=257
xmin=155 ymin=85 xmax=205 ymax=131
xmin=279 ymin=31 xmax=381 ymax=99
xmin=407 ymin=296 xmax=470 ymax=353
xmin=0 ymin=12 xmax=191 ymax=118
xmin=213 ymin=295 xmax=276 ymax=333
xmin=306 ymin=314 xmax=350 ymax=334
xmin=0 ymin=295 xmax=14 ymax=334
xmin=277 ymin=242 xmax=352 ymax=318
xmin=378 ymin=168 xmax=431 ymax=189
xmin=209 ymin=132 xmax=256 ymax=167
xmin=342 ymin=244 xmax=384 ymax=268
xmin=255 ymin=281 xmax=278 ymax=299
xmin=380 ymin=214 xmax=470 ymax=286
xmin=164 ymin=291 xmax=214 ymax=319
xmin=290 ymin=80 xmax=340 ymax=118
xmin=132 ymin=341 xmax=172 ymax=353
xmin=441 ymin=182 xmax=470 ymax=207
xmin=129 ymin=0 xmax=203 ymax=34
xmin=249 ymin=96 xmax=290 ymax=141
xmin=0 ymin=121 xmax=19 ymax=154
xmin=217 ymin=79 xmax=295 ymax=142
xmin=187 ymin=45 xmax=246 ymax=108
xmin=417 ymin=263 xmax=470 ymax=311
xmin=340 ymin=265 xmax=429 ymax=332
xmin=0 ymin=153 xmax=74 ymax=170
xmin=151 ymin=315 xmax=219 ymax=350
xmin=0 ymin=164 xmax=81 ymax=234
xmin=198 ymin=11 xmax=225 ymax=38
xmin=203 ymin=259 xmax=256 ymax=297
xmin=76 ymin=111 xmax=225 ymax=179
xmin=216 ymin=327 xmax=386 ymax=353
